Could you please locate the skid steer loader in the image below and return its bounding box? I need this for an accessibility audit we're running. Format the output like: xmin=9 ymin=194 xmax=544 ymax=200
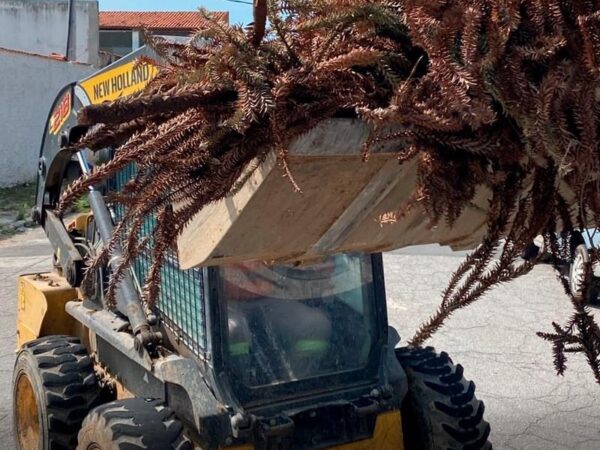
xmin=13 ymin=47 xmax=491 ymax=449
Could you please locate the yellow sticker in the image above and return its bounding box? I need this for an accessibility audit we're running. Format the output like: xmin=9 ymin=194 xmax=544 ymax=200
xmin=80 ymin=60 xmax=158 ymax=105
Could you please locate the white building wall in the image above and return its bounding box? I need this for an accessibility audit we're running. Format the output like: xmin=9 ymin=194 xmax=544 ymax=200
xmin=0 ymin=48 xmax=94 ymax=187
xmin=0 ymin=0 xmax=99 ymax=65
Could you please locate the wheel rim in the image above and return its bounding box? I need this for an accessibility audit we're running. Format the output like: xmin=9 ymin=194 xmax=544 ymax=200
xmin=571 ymin=251 xmax=586 ymax=298
xmin=15 ymin=373 xmax=41 ymax=450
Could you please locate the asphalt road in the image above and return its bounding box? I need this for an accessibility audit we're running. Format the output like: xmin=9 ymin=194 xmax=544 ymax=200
xmin=1 ymin=229 xmax=600 ymax=449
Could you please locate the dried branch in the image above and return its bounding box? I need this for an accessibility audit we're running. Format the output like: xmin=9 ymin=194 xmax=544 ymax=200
xmin=53 ymin=0 xmax=600 ymax=387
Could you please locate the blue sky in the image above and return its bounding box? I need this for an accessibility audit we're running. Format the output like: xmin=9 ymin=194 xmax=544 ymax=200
xmin=98 ymin=1 xmax=253 ymax=25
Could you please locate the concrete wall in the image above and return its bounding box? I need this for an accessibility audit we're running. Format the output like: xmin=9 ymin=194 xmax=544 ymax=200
xmin=0 ymin=0 xmax=99 ymax=65
xmin=0 ymin=48 xmax=94 ymax=187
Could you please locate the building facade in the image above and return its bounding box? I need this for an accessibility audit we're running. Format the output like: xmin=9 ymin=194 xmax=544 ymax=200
xmin=98 ymin=11 xmax=229 ymax=57
xmin=0 ymin=0 xmax=98 ymax=186
xmin=0 ymin=4 xmax=227 ymax=187
xmin=0 ymin=0 xmax=99 ymax=65
xmin=0 ymin=48 xmax=94 ymax=186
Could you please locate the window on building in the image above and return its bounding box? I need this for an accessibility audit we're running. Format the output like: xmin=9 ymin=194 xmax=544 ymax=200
xmin=99 ymin=30 xmax=133 ymax=56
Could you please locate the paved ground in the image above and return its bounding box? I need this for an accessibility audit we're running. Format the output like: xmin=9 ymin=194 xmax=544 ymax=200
xmin=0 ymin=228 xmax=52 ymax=448
xmin=1 ymin=228 xmax=600 ymax=449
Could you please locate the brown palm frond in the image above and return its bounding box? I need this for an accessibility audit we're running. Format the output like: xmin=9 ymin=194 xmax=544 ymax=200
xmin=56 ymin=0 xmax=600 ymax=386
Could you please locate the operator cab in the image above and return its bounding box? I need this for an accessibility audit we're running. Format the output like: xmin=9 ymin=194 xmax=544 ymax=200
xmin=205 ymin=252 xmax=406 ymax=426
xmin=218 ymin=253 xmax=381 ymax=406
xmin=204 ymin=252 xmax=406 ymax=447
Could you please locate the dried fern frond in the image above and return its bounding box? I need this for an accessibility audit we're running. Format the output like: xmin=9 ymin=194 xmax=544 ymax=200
xmin=55 ymin=0 xmax=600 ymax=386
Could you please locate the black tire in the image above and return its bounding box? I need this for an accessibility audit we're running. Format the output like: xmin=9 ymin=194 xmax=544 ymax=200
xmin=570 ymin=244 xmax=599 ymax=304
xmin=77 ymin=398 xmax=192 ymax=450
xmin=396 ymin=346 xmax=491 ymax=450
xmin=13 ymin=335 xmax=101 ymax=450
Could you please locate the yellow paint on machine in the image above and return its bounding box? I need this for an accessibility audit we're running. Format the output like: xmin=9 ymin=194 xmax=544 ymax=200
xmin=225 ymin=411 xmax=404 ymax=450
xmin=330 ymin=411 xmax=404 ymax=450
xmin=66 ymin=212 xmax=93 ymax=234
xmin=79 ymin=60 xmax=158 ymax=105
xmin=16 ymin=273 xmax=80 ymax=348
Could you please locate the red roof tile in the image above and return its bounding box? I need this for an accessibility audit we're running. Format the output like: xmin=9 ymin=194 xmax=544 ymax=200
xmin=99 ymin=11 xmax=229 ymax=32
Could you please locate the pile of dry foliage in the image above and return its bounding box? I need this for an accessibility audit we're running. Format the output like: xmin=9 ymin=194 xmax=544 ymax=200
xmin=59 ymin=0 xmax=600 ymax=382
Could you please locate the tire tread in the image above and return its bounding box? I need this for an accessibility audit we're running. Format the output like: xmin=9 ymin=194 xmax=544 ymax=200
xmin=14 ymin=335 xmax=100 ymax=450
xmin=396 ymin=346 xmax=492 ymax=450
xmin=78 ymin=398 xmax=192 ymax=450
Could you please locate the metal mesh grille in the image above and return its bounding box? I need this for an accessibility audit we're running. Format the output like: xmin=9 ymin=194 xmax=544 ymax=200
xmin=110 ymin=165 xmax=206 ymax=355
